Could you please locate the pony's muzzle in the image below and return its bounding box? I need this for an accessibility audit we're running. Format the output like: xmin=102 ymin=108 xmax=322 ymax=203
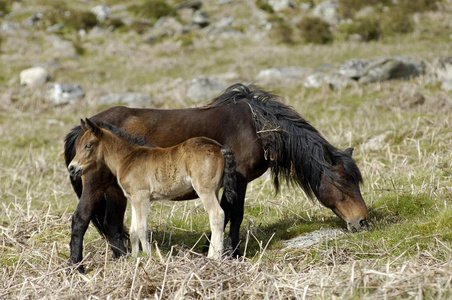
xmin=68 ymin=163 xmax=82 ymax=179
xmin=347 ymin=217 xmax=370 ymax=232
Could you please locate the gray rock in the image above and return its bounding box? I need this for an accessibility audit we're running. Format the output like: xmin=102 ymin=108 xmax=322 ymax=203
xmin=1 ymin=22 xmax=19 ymax=32
xmin=358 ymin=56 xmax=426 ymax=84
xmin=284 ymin=228 xmax=344 ymax=249
xmin=442 ymin=80 xmax=452 ymax=91
xmin=268 ymin=0 xmax=293 ymax=12
xmin=47 ymin=83 xmax=85 ymax=105
xmin=338 ymin=59 xmax=372 ymax=79
xmin=152 ymin=17 xmax=183 ymax=37
xmin=192 ymin=10 xmax=210 ymax=27
xmin=23 ymin=13 xmax=44 ymax=27
xmin=91 ymin=5 xmax=111 ymax=22
xmin=98 ymin=93 xmax=154 ymax=105
xmin=303 ymin=72 xmax=353 ymax=90
xmin=431 ymin=57 xmax=452 ymax=91
xmin=46 ymin=24 xmax=64 ymax=32
xmin=186 ymin=77 xmax=226 ymax=103
xmin=300 ymin=2 xmax=314 ymax=11
xmin=175 ymin=1 xmax=203 ymax=10
xmin=257 ymin=66 xmax=310 ymax=82
xmin=339 ymin=56 xmax=426 ymax=84
xmin=216 ymin=16 xmax=234 ymax=29
xmin=312 ymin=0 xmax=340 ymax=24
xmin=20 ymin=67 xmax=49 ymax=88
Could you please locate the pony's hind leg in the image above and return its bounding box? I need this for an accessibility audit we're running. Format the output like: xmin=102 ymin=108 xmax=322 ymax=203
xmin=198 ymin=191 xmax=225 ymax=259
xmin=130 ymin=193 xmax=151 ymax=256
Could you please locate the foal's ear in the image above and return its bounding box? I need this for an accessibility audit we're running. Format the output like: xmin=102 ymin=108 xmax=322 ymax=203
xmin=80 ymin=119 xmax=87 ymax=131
xmin=344 ymin=147 xmax=354 ymax=157
xmin=85 ymin=118 xmax=102 ymax=137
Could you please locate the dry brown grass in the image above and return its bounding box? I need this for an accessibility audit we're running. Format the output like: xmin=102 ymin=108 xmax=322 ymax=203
xmin=1 ymin=0 xmax=452 ymax=299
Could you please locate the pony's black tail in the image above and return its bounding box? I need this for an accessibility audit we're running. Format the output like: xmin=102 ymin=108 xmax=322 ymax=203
xmin=221 ymin=148 xmax=237 ymax=204
xmin=64 ymin=126 xmax=109 ymax=238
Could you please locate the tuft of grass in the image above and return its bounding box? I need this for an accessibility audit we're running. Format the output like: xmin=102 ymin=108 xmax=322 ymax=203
xmin=339 ymin=17 xmax=382 ymax=42
xmin=128 ymin=0 xmax=176 ymax=21
xmin=0 ymin=0 xmax=10 ymax=15
xmin=256 ymin=0 xmax=274 ymax=13
xmin=297 ymin=16 xmax=333 ymax=44
xmin=46 ymin=4 xmax=99 ymax=31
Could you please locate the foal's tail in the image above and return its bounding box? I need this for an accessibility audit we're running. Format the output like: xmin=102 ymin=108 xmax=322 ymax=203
xmin=221 ymin=148 xmax=237 ymax=204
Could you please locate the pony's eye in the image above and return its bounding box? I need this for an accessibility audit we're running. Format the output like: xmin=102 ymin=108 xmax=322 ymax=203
xmin=85 ymin=143 xmax=92 ymax=149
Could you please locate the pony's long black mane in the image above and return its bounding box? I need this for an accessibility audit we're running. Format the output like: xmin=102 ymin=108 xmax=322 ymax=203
xmin=208 ymin=83 xmax=363 ymax=198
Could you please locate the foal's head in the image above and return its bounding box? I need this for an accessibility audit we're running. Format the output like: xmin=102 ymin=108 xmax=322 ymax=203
xmin=68 ymin=119 xmax=105 ymax=179
xmin=318 ymin=147 xmax=370 ymax=232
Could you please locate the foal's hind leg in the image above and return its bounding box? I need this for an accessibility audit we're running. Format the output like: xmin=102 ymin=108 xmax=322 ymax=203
xmin=198 ymin=191 xmax=225 ymax=259
xmin=130 ymin=192 xmax=151 ymax=257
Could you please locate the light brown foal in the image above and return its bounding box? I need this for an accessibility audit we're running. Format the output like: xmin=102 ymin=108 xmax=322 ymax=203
xmin=68 ymin=119 xmax=236 ymax=259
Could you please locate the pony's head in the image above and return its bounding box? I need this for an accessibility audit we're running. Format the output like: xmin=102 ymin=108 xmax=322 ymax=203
xmin=68 ymin=119 xmax=104 ymax=179
xmin=318 ymin=147 xmax=370 ymax=232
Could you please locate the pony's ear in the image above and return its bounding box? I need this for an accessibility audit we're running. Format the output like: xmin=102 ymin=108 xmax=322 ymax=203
xmin=323 ymin=144 xmax=338 ymax=166
xmin=85 ymin=118 xmax=102 ymax=137
xmin=80 ymin=119 xmax=87 ymax=131
xmin=344 ymin=147 xmax=354 ymax=157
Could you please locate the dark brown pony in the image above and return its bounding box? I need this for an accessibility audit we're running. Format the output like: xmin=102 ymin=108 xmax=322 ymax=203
xmin=69 ymin=119 xmax=236 ymax=260
xmin=64 ymin=83 xmax=369 ymax=272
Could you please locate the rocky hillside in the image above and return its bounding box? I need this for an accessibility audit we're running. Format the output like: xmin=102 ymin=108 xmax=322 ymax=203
xmin=1 ymin=0 xmax=451 ymax=107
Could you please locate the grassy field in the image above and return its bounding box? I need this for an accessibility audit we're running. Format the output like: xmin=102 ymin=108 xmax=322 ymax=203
xmin=1 ymin=0 xmax=452 ymax=298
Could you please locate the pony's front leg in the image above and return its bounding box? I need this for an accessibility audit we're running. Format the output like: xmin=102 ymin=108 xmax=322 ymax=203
xmin=200 ymin=192 xmax=225 ymax=259
xmin=130 ymin=192 xmax=151 ymax=256
xmin=70 ymin=183 xmax=105 ymax=273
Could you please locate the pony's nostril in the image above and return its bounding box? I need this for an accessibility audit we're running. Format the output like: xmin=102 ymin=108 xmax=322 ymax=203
xmin=347 ymin=222 xmax=358 ymax=233
xmin=359 ymin=218 xmax=369 ymax=228
xmin=68 ymin=165 xmax=74 ymax=172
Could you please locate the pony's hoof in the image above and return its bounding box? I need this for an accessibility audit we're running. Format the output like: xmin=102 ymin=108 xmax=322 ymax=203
xmin=67 ymin=260 xmax=85 ymax=274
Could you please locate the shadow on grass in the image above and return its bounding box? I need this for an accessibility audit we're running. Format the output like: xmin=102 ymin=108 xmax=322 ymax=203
xmin=147 ymin=215 xmax=345 ymax=258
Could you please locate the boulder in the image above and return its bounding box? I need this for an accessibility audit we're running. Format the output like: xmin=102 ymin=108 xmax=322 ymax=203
xmin=23 ymin=13 xmax=44 ymax=27
xmin=175 ymin=1 xmax=203 ymax=11
xmin=268 ymin=0 xmax=293 ymax=12
xmin=97 ymin=93 xmax=154 ymax=105
xmin=20 ymin=67 xmax=49 ymax=88
xmin=312 ymin=0 xmax=340 ymax=24
xmin=339 ymin=56 xmax=426 ymax=84
xmin=91 ymin=5 xmax=111 ymax=22
xmin=186 ymin=77 xmax=226 ymax=103
xmin=192 ymin=10 xmax=210 ymax=28
xmin=257 ymin=66 xmax=310 ymax=82
xmin=431 ymin=57 xmax=452 ymax=91
xmin=46 ymin=83 xmax=85 ymax=105
xmin=303 ymin=72 xmax=353 ymax=90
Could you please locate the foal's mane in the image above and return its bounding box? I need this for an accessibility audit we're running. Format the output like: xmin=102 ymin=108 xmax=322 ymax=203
xmin=95 ymin=121 xmax=155 ymax=147
xmin=206 ymin=83 xmax=363 ymax=198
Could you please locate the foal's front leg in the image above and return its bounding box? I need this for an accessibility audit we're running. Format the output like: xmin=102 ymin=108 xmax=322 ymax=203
xmin=130 ymin=192 xmax=151 ymax=256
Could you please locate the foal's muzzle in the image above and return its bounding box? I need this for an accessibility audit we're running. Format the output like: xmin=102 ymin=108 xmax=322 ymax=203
xmin=68 ymin=164 xmax=82 ymax=179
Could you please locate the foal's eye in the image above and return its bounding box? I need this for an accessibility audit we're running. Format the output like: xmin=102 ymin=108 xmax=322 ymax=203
xmin=85 ymin=143 xmax=92 ymax=149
